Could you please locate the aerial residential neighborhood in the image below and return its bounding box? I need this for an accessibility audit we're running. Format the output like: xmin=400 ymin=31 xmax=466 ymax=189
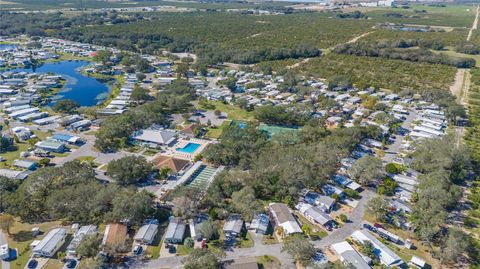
xmin=0 ymin=0 xmax=479 ymax=269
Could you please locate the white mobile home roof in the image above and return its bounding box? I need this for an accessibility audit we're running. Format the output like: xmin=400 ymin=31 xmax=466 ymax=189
xmin=331 ymin=241 xmax=371 ymax=269
xmin=134 ymin=224 xmax=158 ymax=243
xmin=351 ymin=230 xmax=402 ymax=266
xmin=33 ymin=115 xmax=61 ymax=125
xmin=9 ymin=107 xmax=39 ymax=118
xmin=33 ymin=228 xmax=67 ymax=256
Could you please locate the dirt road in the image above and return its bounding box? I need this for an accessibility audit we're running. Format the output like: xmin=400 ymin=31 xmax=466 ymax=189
xmin=467 ymin=5 xmax=480 ymax=41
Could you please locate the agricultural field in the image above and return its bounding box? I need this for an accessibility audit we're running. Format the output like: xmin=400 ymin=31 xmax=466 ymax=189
xmin=465 ymin=68 xmax=480 ymax=162
xmin=363 ymin=4 xmax=477 ymax=28
xmin=0 ymin=0 xmax=291 ymax=11
xmin=296 ymin=53 xmax=457 ymax=92
xmin=363 ymin=28 xmax=470 ymax=47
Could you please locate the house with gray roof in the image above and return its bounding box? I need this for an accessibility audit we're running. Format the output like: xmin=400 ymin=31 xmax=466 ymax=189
xmin=223 ymin=215 xmax=244 ymax=238
xmin=164 ymin=218 xmax=186 ymax=244
xmin=134 ymin=223 xmax=158 ymax=245
xmin=32 ymin=228 xmax=67 ymax=257
xmin=131 ymin=129 xmax=177 ymax=148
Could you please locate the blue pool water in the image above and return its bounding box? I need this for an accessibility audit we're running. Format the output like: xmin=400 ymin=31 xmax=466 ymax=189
xmin=176 ymin=143 xmax=201 ymax=154
xmin=10 ymin=60 xmax=111 ymax=106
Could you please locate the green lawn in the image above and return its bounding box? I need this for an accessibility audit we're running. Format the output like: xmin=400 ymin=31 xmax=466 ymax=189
xmin=205 ymin=121 xmax=230 ymax=139
xmin=176 ymin=244 xmax=194 ymax=255
xmin=294 ymin=212 xmax=328 ymax=239
xmin=198 ymin=101 xmax=254 ymax=121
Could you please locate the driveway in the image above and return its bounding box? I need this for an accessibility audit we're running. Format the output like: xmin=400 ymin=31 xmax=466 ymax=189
xmin=0 ymin=231 xmax=9 ymax=269
xmin=382 ymin=109 xmax=416 ymax=163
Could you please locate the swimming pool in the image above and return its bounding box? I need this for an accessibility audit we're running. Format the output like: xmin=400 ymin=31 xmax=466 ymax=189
xmin=176 ymin=143 xmax=201 ymax=154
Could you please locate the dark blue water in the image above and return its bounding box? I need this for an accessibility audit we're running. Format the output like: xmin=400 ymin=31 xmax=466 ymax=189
xmin=11 ymin=60 xmax=111 ymax=106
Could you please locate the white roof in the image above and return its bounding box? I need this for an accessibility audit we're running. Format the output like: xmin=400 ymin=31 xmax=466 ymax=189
xmin=410 ymin=256 xmax=426 ymax=267
xmin=331 ymin=241 xmax=371 ymax=269
xmin=351 ymin=230 xmax=402 ymax=266
xmin=33 ymin=228 xmax=67 ymax=255
xmin=132 ymin=129 xmax=176 ymax=145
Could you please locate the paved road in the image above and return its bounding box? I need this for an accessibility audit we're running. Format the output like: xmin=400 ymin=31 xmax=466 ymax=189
xmin=382 ymin=109 xmax=417 ymax=163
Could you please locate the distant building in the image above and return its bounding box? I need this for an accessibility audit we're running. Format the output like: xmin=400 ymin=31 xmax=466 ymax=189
xmin=32 ymin=228 xmax=67 ymax=257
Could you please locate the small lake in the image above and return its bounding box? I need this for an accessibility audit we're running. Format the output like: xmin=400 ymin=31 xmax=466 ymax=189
xmin=11 ymin=60 xmax=111 ymax=106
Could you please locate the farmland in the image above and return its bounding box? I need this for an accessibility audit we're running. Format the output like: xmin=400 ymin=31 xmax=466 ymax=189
xmin=363 ymin=4 xmax=477 ymax=28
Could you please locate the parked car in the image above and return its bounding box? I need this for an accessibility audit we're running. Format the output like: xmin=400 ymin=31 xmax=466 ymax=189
xmin=27 ymin=259 xmax=38 ymax=269
xmin=133 ymin=245 xmax=143 ymax=255
xmin=66 ymin=259 xmax=77 ymax=269
xmin=374 ymin=223 xmax=385 ymax=229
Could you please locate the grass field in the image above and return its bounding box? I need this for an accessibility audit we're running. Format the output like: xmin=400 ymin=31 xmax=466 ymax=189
xmin=198 ymin=101 xmax=254 ymax=121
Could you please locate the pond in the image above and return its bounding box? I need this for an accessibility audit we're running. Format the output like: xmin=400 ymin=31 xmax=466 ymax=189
xmin=11 ymin=60 xmax=111 ymax=106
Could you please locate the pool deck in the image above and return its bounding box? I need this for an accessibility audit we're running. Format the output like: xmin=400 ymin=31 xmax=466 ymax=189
xmin=158 ymin=138 xmax=210 ymax=161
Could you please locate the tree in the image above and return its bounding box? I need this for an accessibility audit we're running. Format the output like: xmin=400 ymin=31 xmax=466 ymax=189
xmin=171 ymin=186 xmax=203 ymax=219
xmin=107 ymin=156 xmax=153 ymax=186
xmin=93 ymin=50 xmax=112 ymax=66
xmin=106 ymin=190 xmax=154 ymax=225
xmin=184 ymin=237 xmax=194 ymax=248
xmin=349 ymin=155 xmax=385 ymax=186
xmin=39 ymin=158 xmax=50 ymax=167
xmin=77 ymin=234 xmax=102 ymax=258
xmin=198 ymin=220 xmax=219 ymax=241
xmin=182 ymin=249 xmax=225 ymax=269
xmin=282 ymin=234 xmax=316 ymax=266
xmin=366 ymin=195 xmax=389 ymax=222
xmin=52 ymin=99 xmax=80 ymax=114
xmin=136 ymin=72 xmax=146 ymax=81
xmin=440 ymin=227 xmax=471 ymax=264
xmin=231 ymin=186 xmax=262 ymax=221
xmin=131 ymin=86 xmax=150 ymax=102
xmin=0 ymin=214 xmax=14 ymax=235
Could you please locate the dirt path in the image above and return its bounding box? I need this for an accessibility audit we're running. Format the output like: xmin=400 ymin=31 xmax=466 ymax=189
xmin=467 ymin=5 xmax=479 ymax=41
xmin=286 ymin=31 xmax=373 ymax=69
xmin=345 ymin=31 xmax=373 ymax=44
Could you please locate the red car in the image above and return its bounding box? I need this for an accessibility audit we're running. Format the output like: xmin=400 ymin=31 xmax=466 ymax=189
xmin=374 ymin=223 xmax=384 ymax=229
